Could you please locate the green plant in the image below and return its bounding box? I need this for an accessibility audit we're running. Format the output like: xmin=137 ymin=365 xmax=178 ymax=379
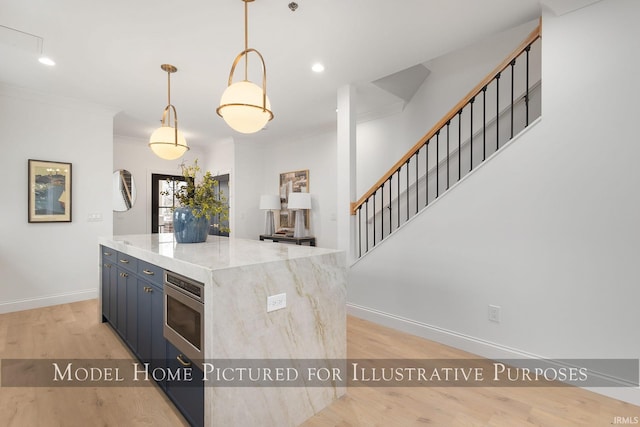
xmin=162 ymin=159 xmax=229 ymax=231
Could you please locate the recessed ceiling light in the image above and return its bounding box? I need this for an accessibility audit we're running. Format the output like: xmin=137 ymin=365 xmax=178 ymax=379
xmin=38 ymin=56 xmax=55 ymax=66
xmin=312 ymin=63 xmax=325 ymax=73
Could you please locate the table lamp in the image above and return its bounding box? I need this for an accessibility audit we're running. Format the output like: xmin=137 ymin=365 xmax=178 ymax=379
xmin=287 ymin=192 xmax=312 ymax=238
xmin=259 ymin=195 xmax=280 ymax=236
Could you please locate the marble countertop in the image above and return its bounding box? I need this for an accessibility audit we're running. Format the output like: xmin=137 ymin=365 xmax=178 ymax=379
xmin=99 ymin=234 xmax=342 ymax=280
xmin=99 ymin=233 xmax=347 ymax=425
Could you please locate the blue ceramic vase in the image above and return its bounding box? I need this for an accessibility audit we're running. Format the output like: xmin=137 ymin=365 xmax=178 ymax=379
xmin=173 ymin=207 xmax=209 ymax=243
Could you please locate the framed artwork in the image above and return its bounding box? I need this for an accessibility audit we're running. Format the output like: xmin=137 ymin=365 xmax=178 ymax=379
xmin=28 ymin=159 xmax=72 ymax=223
xmin=279 ymin=169 xmax=309 ymax=231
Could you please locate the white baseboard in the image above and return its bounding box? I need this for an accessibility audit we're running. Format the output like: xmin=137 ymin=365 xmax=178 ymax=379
xmin=0 ymin=290 xmax=97 ymax=314
xmin=347 ymin=302 xmax=640 ymax=406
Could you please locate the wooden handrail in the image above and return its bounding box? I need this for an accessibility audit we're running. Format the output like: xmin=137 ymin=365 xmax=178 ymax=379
xmin=351 ymin=20 xmax=542 ymax=215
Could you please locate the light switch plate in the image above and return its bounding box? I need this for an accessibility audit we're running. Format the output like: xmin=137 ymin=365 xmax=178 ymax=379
xmin=87 ymin=213 xmax=103 ymax=222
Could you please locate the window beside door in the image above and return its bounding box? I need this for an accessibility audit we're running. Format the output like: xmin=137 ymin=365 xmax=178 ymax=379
xmin=210 ymin=174 xmax=230 ymax=237
xmin=151 ymin=174 xmax=187 ymax=234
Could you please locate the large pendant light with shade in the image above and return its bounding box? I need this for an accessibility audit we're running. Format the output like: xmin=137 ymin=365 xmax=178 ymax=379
xmin=217 ymin=0 xmax=273 ymax=134
xmin=149 ymin=64 xmax=189 ymax=160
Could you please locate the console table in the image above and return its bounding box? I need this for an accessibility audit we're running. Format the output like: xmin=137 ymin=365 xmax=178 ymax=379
xmin=259 ymin=234 xmax=316 ymax=246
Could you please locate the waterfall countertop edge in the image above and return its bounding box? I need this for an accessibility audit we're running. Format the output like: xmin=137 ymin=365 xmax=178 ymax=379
xmin=98 ymin=233 xmax=345 ymax=283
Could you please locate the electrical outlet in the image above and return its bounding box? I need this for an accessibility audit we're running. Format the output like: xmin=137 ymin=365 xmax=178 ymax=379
xmin=488 ymin=305 xmax=501 ymax=323
xmin=267 ymin=293 xmax=286 ymax=312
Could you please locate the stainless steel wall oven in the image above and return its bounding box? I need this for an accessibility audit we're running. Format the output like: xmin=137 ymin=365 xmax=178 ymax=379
xmin=163 ymin=271 xmax=204 ymax=368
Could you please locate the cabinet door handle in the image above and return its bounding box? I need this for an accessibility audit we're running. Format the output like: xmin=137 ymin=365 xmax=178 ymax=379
xmin=119 ymin=259 xmax=130 ymax=264
xmin=176 ymin=354 xmax=192 ymax=367
xmin=120 ymin=272 xmax=128 ymax=278
xmin=103 ymin=263 xmax=111 ymax=268
xmin=103 ymin=252 xmax=112 ymax=256
xmin=142 ymin=269 xmax=155 ymax=276
xmin=144 ymin=286 xmax=153 ymax=293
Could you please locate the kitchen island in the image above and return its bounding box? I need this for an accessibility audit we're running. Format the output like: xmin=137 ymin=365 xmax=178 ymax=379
xmin=98 ymin=233 xmax=346 ymax=427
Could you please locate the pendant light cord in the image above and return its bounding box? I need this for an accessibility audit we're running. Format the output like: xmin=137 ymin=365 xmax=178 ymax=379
xmin=167 ymin=69 xmax=172 ymax=123
xmin=244 ymin=0 xmax=249 ymax=81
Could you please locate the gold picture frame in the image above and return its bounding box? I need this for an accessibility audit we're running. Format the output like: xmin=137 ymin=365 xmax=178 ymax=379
xmin=28 ymin=159 xmax=72 ymax=223
xmin=279 ymin=169 xmax=309 ymax=231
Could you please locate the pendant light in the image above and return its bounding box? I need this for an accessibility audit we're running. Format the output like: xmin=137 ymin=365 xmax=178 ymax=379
xmin=217 ymin=0 xmax=273 ymax=134
xmin=149 ymin=64 xmax=189 ymax=160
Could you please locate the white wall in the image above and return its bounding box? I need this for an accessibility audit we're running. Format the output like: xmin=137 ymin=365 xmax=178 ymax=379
xmin=349 ymin=0 xmax=640 ymax=404
xmin=113 ymin=135 xmax=209 ymax=235
xmin=203 ymin=137 xmax=234 ymax=177
xmin=234 ymin=131 xmax=338 ymax=249
xmin=0 ymin=84 xmax=114 ymax=313
xmin=232 ymin=21 xmax=540 ymax=251
xmin=233 ymin=140 xmax=266 ymax=241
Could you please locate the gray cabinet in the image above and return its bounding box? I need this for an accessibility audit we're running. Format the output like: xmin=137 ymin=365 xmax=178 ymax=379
xmin=136 ymin=265 xmax=166 ymax=388
xmin=114 ymin=252 xmax=139 ymax=352
xmin=116 ymin=252 xmax=138 ymax=273
xmin=100 ymin=247 xmax=203 ymax=425
xmin=166 ymin=340 xmax=204 ymax=427
xmin=100 ymin=246 xmax=117 ymax=323
xmin=102 ymin=251 xmax=162 ymax=371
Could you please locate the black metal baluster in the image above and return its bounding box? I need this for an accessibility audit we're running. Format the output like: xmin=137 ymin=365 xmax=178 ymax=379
xmin=458 ymin=110 xmax=462 ymax=181
xmin=406 ymin=159 xmax=410 ymax=221
xmin=415 ymin=149 xmax=419 ymax=214
xmin=482 ymin=86 xmax=487 ymax=161
xmin=446 ymin=121 xmax=450 ymax=190
xmin=425 ymin=140 xmax=429 ymax=206
xmin=525 ymin=45 xmax=531 ymax=127
xmin=365 ymin=199 xmax=369 ymax=253
xmin=389 ymin=175 xmax=393 ymax=234
xmin=397 ymin=168 xmax=400 ymax=228
xmin=372 ymin=189 xmax=376 ymax=247
xmin=381 ymin=181 xmax=384 ymax=241
xmin=496 ymin=72 xmax=501 ymax=151
xmin=470 ymin=97 xmax=475 ymax=171
xmin=358 ymin=207 xmax=362 ymax=258
xmin=436 ymin=130 xmax=440 ymax=198
xmin=510 ymin=59 xmax=515 ymax=139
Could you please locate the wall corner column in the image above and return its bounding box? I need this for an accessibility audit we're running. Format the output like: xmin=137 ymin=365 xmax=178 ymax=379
xmin=336 ymin=85 xmax=357 ymax=262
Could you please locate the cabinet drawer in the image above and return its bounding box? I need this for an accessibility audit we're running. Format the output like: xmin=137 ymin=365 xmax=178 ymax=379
xmin=137 ymin=260 xmax=163 ymax=287
xmin=117 ymin=252 xmax=138 ymax=272
xmin=101 ymin=246 xmax=117 ymax=263
xmin=166 ymin=341 xmax=204 ymax=427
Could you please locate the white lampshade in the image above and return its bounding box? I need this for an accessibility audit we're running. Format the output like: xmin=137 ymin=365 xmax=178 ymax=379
xmin=218 ymin=81 xmax=273 ymax=134
xmin=287 ymin=192 xmax=311 ymax=210
xmin=259 ymin=195 xmax=280 ymax=210
xmin=149 ymin=126 xmax=189 ymax=160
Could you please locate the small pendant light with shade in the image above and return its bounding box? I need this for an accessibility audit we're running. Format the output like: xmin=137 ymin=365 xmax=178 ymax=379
xmin=149 ymin=64 xmax=189 ymax=160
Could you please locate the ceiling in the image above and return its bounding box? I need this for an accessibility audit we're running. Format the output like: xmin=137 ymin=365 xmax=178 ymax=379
xmin=0 ymin=0 xmax=548 ymax=148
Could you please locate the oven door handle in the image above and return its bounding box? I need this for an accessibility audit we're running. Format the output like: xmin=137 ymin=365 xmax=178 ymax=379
xmin=176 ymin=354 xmax=192 ymax=367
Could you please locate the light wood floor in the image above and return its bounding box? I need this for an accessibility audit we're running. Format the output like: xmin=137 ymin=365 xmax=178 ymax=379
xmin=0 ymin=299 xmax=188 ymax=427
xmin=1 ymin=300 xmax=638 ymax=426
xmin=303 ymin=317 xmax=639 ymax=426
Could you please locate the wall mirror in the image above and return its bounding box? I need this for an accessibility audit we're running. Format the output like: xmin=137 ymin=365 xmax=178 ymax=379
xmin=113 ymin=169 xmax=136 ymax=212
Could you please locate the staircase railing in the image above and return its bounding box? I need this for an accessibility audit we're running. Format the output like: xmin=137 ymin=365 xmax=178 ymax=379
xmin=351 ymin=21 xmax=542 ymax=258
